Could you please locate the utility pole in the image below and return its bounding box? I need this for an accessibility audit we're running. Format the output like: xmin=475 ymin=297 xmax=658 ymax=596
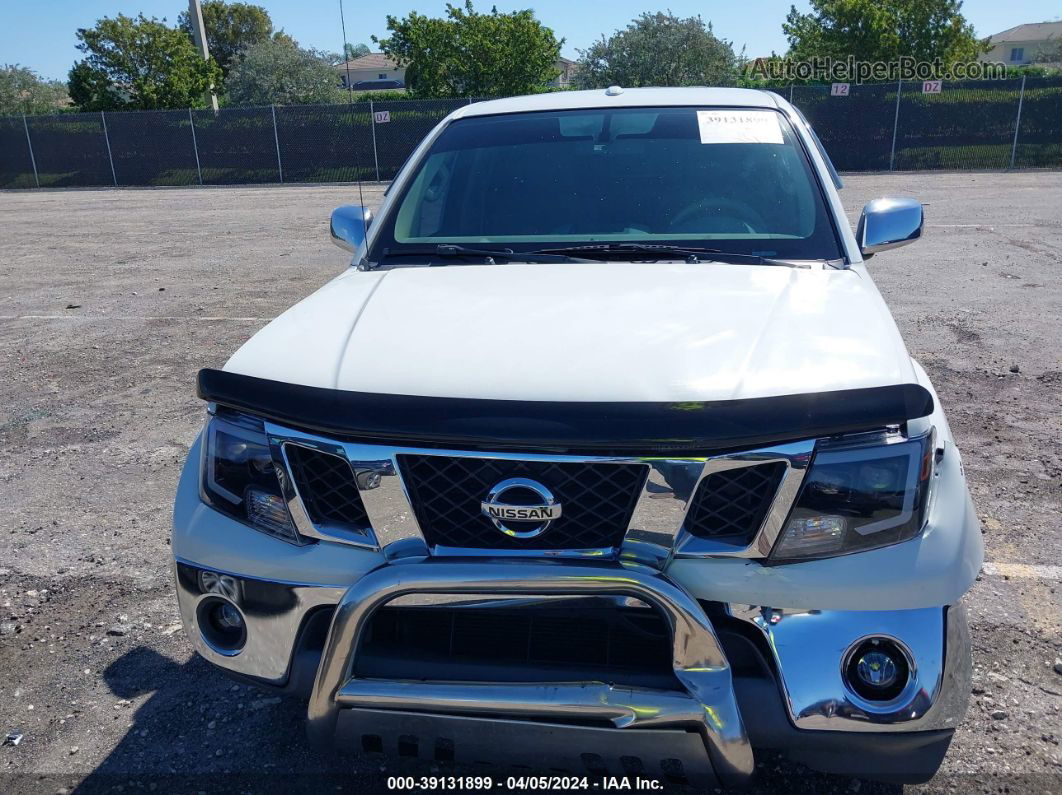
xmin=187 ymin=0 xmax=219 ymax=111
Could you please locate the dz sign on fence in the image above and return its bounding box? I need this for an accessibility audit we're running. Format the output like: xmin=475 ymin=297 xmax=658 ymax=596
xmin=830 ymin=83 xmax=850 ymax=96
xmin=922 ymin=80 xmax=943 ymax=94
xmin=373 ymin=110 xmax=391 ymax=124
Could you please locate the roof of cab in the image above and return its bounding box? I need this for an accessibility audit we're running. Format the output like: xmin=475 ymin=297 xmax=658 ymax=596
xmin=450 ymin=86 xmax=783 ymax=120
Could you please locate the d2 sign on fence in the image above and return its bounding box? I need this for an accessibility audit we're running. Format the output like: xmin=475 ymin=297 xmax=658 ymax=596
xmin=374 ymin=110 xmax=391 ymax=124
xmin=923 ymin=80 xmax=943 ymax=94
xmin=830 ymin=83 xmax=850 ymax=97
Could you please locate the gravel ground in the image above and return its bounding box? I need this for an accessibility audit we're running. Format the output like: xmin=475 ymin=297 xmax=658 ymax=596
xmin=1 ymin=173 xmax=1060 ymax=794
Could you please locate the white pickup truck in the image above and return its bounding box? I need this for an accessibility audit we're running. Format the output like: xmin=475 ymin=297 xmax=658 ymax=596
xmin=172 ymin=87 xmax=983 ymax=788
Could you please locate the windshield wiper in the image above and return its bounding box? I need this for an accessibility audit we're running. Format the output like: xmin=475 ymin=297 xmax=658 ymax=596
xmin=531 ymin=243 xmax=812 ymax=268
xmin=378 ymin=244 xmax=597 ymax=265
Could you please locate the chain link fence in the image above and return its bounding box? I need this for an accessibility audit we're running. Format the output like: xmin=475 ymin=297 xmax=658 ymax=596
xmin=2 ymin=80 xmax=1061 ymax=189
xmin=786 ymin=76 xmax=1062 ymax=171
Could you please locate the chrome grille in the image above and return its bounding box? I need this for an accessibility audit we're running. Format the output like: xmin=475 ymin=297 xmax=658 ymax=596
xmin=684 ymin=462 xmax=786 ymax=544
xmin=398 ymin=455 xmax=648 ymax=550
xmin=263 ymin=417 xmax=813 ymax=559
xmin=286 ymin=445 xmax=370 ymax=529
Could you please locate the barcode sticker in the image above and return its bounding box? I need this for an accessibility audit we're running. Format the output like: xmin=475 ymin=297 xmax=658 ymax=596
xmin=696 ymin=110 xmax=783 ymax=145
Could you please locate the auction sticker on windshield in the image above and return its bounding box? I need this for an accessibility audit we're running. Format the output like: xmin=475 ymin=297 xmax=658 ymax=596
xmin=696 ymin=110 xmax=783 ymax=145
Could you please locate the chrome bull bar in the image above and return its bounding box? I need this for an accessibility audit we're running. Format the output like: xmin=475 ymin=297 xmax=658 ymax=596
xmin=307 ymin=558 xmax=755 ymax=787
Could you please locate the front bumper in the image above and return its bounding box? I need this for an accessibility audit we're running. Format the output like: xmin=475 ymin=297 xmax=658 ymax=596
xmin=175 ymin=555 xmax=970 ymax=787
xmin=172 ymin=418 xmax=978 ymax=786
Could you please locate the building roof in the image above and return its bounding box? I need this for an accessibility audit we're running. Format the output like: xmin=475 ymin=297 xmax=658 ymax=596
xmin=335 ymin=53 xmax=400 ymax=71
xmin=336 ymin=54 xmax=577 ymax=70
xmin=988 ymin=21 xmax=1062 ymax=43
xmin=452 ymin=86 xmax=781 ymax=120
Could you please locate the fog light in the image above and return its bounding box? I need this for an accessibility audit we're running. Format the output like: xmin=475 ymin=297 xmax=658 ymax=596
xmin=845 ymin=637 xmax=909 ymax=702
xmin=856 ymin=649 xmax=898 ymax=688
xmin=197 ymin=596 xmax=247 ymax=654
xmin=214 ymin=602 xmax=244 ymax=631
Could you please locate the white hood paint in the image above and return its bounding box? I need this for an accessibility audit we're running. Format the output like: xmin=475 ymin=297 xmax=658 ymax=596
xmin=224 ymin=262 xmax=916 ymax=402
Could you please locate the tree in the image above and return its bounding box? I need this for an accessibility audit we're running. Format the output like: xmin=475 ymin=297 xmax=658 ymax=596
xmin=575 ymin=12 xmax=738 ymax=89
xmin=69 ymin=14 xmax=220 ymax=111
xmin=344 ymin=43 xmax=371 ymax=60
xmin=178 ymin=1 xmax=284 ymax=80
xmin=0 ymin=64 xmax=70 ymax=114
xmin=225 ymin=39 xmax=343 ymax=105
xmin=1034 ymin=37 xmax=1062 ymax=66
xmin=375 ymin=1 xmax=562 ymax=98
xmin=783 ymin=0 xmax=989 ymax=67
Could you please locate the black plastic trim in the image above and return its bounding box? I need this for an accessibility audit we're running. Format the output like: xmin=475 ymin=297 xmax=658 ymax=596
xmin=198 ymin=368 xmax=934 ymax=454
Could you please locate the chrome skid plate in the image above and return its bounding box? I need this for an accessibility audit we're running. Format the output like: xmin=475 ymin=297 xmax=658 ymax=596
xmin=336 ymin=709 xmax=717 ymax=787
xmin=307 ymin=558 xmax=755 ymax=788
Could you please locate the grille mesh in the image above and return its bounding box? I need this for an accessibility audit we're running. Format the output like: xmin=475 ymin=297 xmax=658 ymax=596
xmin=684 ymin=462 xmax=786 ymax=542
xmin=399 ymin=455 xmax=647 ymax=550
xmin=285 ymin=445 xmax=370 ymax=528
xmin=363 ymin=605 xmax=672 ymax=675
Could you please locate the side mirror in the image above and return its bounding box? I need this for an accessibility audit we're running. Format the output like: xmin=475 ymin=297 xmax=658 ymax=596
xmin=329 ymin=205 xmax=373 ymax=253
xmin=856 ymin=197 xmax=923 ymax=257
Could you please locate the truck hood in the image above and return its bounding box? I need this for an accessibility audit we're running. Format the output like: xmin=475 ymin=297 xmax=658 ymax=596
xmin=224 ymin=262 xmax=916 ymax=402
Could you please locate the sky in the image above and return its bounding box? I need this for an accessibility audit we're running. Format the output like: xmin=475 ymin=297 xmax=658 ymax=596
xmin=2 ymin=0 xmax=1060 ymax=82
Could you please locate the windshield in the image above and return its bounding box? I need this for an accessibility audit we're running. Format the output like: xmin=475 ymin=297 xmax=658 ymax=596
xmin=369 ymin=106 xmax=842 ymax=264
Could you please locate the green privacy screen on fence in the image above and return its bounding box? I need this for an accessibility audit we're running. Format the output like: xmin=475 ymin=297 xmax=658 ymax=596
xmin=2 ymin=80 xmax=1061 ymax=189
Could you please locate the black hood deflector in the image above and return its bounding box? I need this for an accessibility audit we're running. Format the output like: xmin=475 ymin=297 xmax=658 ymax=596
xmin=197 ymin=368 xmax=933 ymax=454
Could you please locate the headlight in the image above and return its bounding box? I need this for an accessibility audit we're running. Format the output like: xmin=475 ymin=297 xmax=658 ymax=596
xmin=200 ymin=410 xmax=302 ymax=543
xmin=771 ymin=430 xmax=935 ymax=561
